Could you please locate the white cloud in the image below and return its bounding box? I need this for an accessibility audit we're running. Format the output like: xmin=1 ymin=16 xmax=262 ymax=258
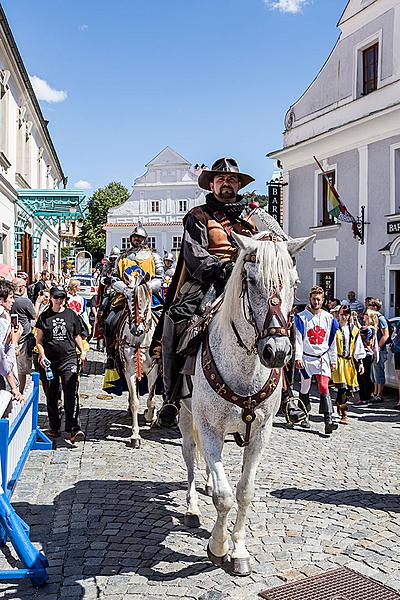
xmin=78 ymin=24 xmax=89 ymax=32
xmin=266 ymin=0 xmax=308 ymax=13
xmin=30 ymin=75 xmax=67 ymax=103
xmin=74 ymin=180 xmax=92 ymax=190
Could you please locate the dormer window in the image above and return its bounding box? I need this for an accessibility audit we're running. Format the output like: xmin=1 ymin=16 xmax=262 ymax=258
xmin=363 ymin=43 xmax=378 ymax=95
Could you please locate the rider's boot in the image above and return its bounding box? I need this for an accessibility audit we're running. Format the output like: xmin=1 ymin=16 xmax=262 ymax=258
xmin=319 ymin=392 xmax=339 ymax=434
xmin=157 ymin=314 xmax=182 ymax=428
xmin=280 ymin=388 xmax=307 ymax=425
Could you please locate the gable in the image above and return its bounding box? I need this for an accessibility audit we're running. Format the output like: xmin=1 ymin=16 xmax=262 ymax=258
xmin=146 ymin=146 xmax=191 ymax=168
xmin=339 ymin=0 xmax=378 ymax=25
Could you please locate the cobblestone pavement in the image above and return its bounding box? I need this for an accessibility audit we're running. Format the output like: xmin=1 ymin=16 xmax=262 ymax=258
xmin=1 ymin=349 xmax=400 ymax=599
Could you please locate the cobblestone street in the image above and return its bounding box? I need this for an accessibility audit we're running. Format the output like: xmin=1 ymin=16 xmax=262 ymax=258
xmin=1 ymin=349 xmax=399 ymax=600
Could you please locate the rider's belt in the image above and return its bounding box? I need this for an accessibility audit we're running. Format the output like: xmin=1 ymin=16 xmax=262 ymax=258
xmin=303 ymin=350 xmax=329 ymax=358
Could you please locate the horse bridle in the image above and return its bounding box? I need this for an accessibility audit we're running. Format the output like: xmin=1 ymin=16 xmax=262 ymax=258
xmin=126 ymin=281 xmax=152 ymax=341
xmin=230 ymin=253 xmax=293 ymax=355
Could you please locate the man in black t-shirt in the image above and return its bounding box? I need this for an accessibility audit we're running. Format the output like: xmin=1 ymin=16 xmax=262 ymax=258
xmin=35 ymin=287 xmax=87 ymax=443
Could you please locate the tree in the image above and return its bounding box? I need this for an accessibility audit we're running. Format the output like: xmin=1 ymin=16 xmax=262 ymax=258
xmin=79 ymin=182 xmax=129 ymax=260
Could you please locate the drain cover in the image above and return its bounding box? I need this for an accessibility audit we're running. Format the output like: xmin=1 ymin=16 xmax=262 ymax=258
xmin=259 ymin=567 xmax=400 ymax=600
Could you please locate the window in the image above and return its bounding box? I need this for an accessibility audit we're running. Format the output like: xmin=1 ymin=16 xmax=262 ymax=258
xmin=148 ymin=236 xmax=156 ymax=250
xmin=172 ymin=236 xmax=182 ymax=250
xmin=121 ymin=237 xmax=131 ymax=250
xmin=363 ymin=43 xmax=378 ymax=95
xmin=179 ymin=200 xmax=188 ymax=213
xmin=151 ymin=200 xmax=160 ymax=213
xmin=317 ymin=272 xmax=335 ymax=301
xmin=322 ymin=171 xmax=336 ymax=226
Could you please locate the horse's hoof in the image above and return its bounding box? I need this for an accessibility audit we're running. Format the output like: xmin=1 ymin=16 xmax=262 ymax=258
xmin=184 ymin=513 xmax=201 ymax=528
xmin=205 ymin=485 xmax=213 ymax=497
xmin=130 ymin=438 xmax=141 ymax=449
xmin=207 ymin=544 xmax=229 ymax=567
xmin=230 ymin=556 xmax=252 ymax=577
xmin=144 ymin=409 xmax=152 ymax=423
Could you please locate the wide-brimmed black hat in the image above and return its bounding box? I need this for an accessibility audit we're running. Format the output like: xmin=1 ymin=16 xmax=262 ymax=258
xmin=198 ymin=157 xmax=255 ymax=191
xmin=50 ymin=286 xmax=67 ymax=298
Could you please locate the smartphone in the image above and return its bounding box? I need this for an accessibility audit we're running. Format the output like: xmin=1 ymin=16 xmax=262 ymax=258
xmin=10 ymin=314 xmax=18 ymax=328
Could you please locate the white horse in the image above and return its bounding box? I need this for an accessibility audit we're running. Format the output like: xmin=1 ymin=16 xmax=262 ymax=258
xmin=179 ymin=232 xmax=313 ymax=576
xmin=113 ymin=275 xmax=159 ymax=448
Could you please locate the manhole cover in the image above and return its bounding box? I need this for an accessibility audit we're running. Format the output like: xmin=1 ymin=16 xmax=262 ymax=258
xmin=259 ymin=567 xmax=400 ymax=600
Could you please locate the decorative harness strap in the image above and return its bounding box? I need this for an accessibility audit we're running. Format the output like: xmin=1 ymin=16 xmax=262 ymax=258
xmin=202 ymin=328 xmax=281 ymax=447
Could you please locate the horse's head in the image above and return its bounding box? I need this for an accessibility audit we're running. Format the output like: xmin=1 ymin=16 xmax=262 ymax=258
xmin=225 ymin=232 xmax=314 ymax=369
xmin=124 ymin=272 xmax=152 ymax=338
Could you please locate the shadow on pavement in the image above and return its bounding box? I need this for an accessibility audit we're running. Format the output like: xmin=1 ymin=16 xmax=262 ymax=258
xmin=270 ymin=487 xmax=400 ymax=513
xmin=2 ymin=479 xmax=215 ymax=598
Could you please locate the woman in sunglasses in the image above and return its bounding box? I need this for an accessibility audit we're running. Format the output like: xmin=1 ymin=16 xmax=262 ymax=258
xmin=331 ymin=305 xmax=366 ymax=424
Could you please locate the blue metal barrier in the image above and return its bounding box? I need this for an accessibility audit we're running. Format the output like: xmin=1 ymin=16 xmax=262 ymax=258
xmin=0 ymin=372 xmax=52 ymax=586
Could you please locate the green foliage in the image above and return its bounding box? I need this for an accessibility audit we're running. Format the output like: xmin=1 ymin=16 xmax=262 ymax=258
xmin=79 ymin=182 xmax=129 ymax=256
xmin=243 ymin=192 xmax=268 ymax=209
xmin=61 ymin=246 xmax=72 ymax=258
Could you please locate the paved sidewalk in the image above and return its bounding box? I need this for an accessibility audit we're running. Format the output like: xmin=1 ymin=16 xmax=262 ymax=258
xmin=1 ymin=350 xmax=399 ymax=599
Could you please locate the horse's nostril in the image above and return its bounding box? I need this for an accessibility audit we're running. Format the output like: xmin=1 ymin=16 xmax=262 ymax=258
xmin=263 ymin=347 xmax=272 ymax=362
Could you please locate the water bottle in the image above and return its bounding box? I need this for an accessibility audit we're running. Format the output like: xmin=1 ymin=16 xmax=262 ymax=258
xmin=43 ymin=358 xmax=54 ymax=381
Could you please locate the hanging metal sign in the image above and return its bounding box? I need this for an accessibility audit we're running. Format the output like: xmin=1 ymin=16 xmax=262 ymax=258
xmin=268 ymin=184 xmax=281 ymax=225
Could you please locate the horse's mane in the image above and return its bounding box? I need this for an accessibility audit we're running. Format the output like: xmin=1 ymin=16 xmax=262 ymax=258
xmin=218 ymin=234 xmax=295 ymax=327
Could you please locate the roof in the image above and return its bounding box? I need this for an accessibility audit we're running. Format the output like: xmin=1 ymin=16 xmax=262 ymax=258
xmin=0 ymin=4 xmax=65 ymax=181
xmin=145 ymin=146 xmax=191 ymax=168
xmin=104 ymin=222 xmax=184 ymax=228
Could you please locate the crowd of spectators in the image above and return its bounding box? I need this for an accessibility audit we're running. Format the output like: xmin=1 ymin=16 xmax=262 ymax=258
xmin=326 ymin=290 xmax=395 ymax=406
xmin=0 ymin=270 xmax=95 ymax=444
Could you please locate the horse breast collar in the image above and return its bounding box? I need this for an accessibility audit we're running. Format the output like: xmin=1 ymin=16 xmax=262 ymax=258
xmin=202 ymin=328 xmax=281 ymax=447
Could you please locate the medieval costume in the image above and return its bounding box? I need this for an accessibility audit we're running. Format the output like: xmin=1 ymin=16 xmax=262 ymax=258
xmin=331 ymin=316 xmax=366 ymax=424
xmin=295 ymin=307 xmax=339 ymax=434
xmin=102 ymin=225 xmax=163 ymax=394
xmin=153 ymin=157 xmax=307 ymax=427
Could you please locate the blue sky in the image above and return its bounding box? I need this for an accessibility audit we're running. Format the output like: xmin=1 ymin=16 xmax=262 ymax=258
xmin=2 ymin=0 xmax=347 ymax=194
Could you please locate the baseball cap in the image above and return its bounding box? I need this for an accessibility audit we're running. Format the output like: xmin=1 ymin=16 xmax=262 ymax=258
xmin=50 ymin=286 xmax=67 ymax=298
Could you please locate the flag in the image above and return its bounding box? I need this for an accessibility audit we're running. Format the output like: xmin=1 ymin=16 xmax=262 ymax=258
xmin=313 ymin=156 xmax=362 ymax=240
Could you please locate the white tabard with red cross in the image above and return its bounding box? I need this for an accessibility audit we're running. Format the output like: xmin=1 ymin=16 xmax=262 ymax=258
xmin=295 ymin=308 xmax=338 ymax=377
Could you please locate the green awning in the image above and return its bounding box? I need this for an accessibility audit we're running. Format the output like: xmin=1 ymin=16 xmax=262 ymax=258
xmin=16 ymin=189 xmax=87 ymax=257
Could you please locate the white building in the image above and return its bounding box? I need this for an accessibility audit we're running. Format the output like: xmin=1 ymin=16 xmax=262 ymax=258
xmin=269 ymin=0 xmax=400 ymax=315
xmin=105 ymin=147 xmax=205 ymax=257
xmin=0 ymin=5 xmax=66 ymax=278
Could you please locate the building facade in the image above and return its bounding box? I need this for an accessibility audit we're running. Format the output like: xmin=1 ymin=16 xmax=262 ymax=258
xmin=269 ymin=0 xmax=400 ymax=315
xmin=0 ymin=5 xmax=65 ymax=278
xmin=105 ymin=147 xmax=205 ymax=257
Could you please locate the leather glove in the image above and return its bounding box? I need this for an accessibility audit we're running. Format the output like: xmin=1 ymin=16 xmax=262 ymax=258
xmin=222 ymin=261 xmax=234 ymax=281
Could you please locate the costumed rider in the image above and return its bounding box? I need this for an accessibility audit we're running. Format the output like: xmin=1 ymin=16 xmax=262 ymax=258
xmin=153 ymin=156 xmax=291 ymax=428
xmin=104 ymin=224 xmax=163 ymax=370
xmin=295 ymin=285 xmax=339 ymax=435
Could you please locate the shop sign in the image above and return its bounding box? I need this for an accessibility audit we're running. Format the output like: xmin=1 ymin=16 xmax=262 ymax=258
xmin=268 ymin=184 xmax=281 ymax=224
xmin=387 ymin=220 xmax=400 ymax=234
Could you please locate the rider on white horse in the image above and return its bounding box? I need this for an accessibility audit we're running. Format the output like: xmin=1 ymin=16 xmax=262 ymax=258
xmin=152 ymin=158 xmax=307 ymax=427
xmin=103 ymin=224 xmax=163 ymax=374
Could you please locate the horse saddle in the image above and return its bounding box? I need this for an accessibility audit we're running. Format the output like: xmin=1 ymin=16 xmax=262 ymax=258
xmin=176 ymin=290 xmax=224 ymax=357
